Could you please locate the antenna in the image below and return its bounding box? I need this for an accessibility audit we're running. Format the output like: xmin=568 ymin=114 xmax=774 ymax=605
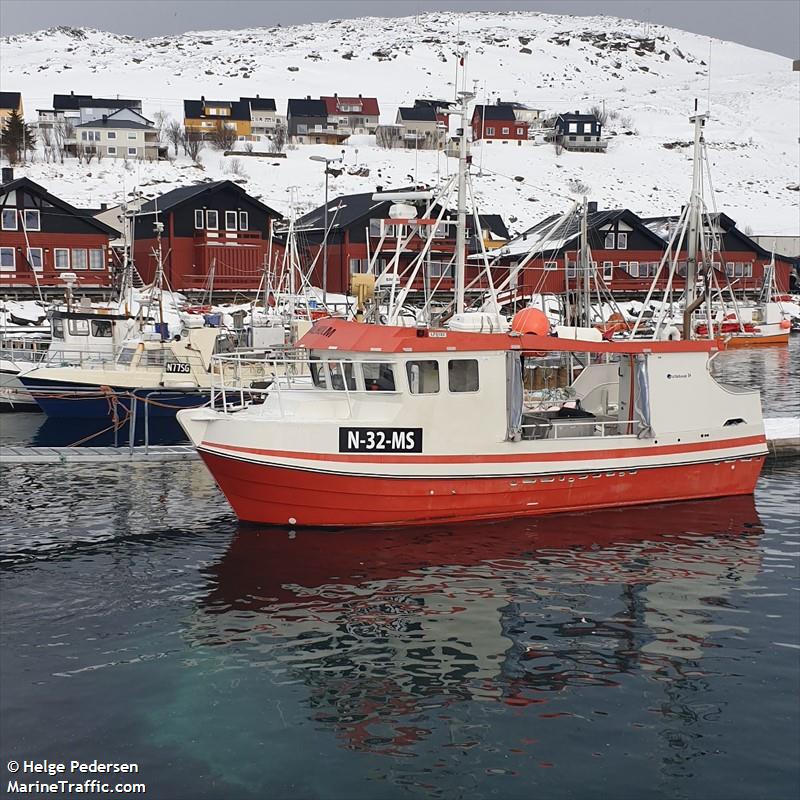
xmin=706 ymin=38 xmax=713 ymax=114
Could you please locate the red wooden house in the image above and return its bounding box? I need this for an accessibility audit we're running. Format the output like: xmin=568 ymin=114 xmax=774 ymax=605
xmin=132 ymin=181 xmax=282 ymax=292
xmin=471 ymin=104 xmax=527 ymax=144
xmin=291 ymin=188 xmax=509 ymax=297
xmin=0 ymin=172 xmax=117 ymax=295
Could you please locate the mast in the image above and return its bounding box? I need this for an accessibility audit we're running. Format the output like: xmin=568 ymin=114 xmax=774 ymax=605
xmin=682 ymin=102 xmax=708 ymax=340
xmin=579 ymin=197 xmax=590 ymax=327
xmin=454 ymin=76 xmax=474 ymax=316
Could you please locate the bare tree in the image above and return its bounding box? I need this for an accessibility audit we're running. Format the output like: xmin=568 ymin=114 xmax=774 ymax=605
xmin=152 ymin=110 xmax=169 ymax=141
xmin=210 ymin=125 xmax=237 ymax=151
xmin=41 ymin=126 xmax=53 ymax=163
xmin=375 ymin=125 xmax=402 ymax=150
xmin=268 ymin=122 xmax=287 ymax=154
xmin=589 ymin=104 xmax=608 ymax=126
xmin=165 ymin=119 xmax=183 ymax=156
xmin=225 ymin=157 xmax=245 ymax=177
xmin=183 ymin=126 xmax=202 ymax=161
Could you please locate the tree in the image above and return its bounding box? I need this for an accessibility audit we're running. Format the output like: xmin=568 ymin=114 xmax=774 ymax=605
xmin=268 ymin=121 xmax=287 ymax=154
xmin=183 ymin=126 xmax=202 ymax=161
xmin=1 ymin=109 xmax=37 ymax=164
xmin=210 ymin=124 xmax=236 ymax=151
xmin=165 ymin=119 xmax=183 ymax=156
xmin=52 ymin=120 xmax=73 ymax=163
xmin=152 ymin=110 xmax=169 ymax=141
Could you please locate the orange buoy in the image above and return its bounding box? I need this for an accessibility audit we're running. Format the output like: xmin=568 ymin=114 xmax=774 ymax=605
xmin=780 ymin=320 xmax=791 ymax=329
xmin=511 ymin=307 xmax=550 ymax=335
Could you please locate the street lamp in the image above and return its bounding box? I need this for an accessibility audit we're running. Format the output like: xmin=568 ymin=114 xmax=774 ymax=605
xmin=309 ymin=155 xmax=342 ymax=307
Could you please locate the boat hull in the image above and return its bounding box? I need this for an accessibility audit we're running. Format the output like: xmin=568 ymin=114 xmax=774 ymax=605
xmin=720 ymin=332 xmax=790 ymax=348
xmin=19 ymin=376 xmax=209 ymax=420
xmin=197 ymin=448 xmax=765 ymax=528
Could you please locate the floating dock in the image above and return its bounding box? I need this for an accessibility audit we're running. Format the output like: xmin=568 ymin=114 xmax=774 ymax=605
xmin=1 ymin=419 xmax=797 ymax=464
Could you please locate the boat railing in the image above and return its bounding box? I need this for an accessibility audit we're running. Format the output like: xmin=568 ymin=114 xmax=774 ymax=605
xmin=519 ymin=416 xmax=640 ymax=440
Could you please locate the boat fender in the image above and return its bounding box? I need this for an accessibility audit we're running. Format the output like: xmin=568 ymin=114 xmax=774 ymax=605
xmin=659 ymin=325 xmax=681 ymax=341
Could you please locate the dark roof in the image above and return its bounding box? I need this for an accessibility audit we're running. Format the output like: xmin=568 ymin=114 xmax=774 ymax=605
xmin=0 ymin=177 xmax=118 ymax=236
xmin=183 ymin=98 xmax=252 ymax=121
xmin=397 ymin=106 xmax=437 ymax=122
xmin=53 ymin=94 xmax=141 ymax=110
xmin=472 ymin=104 xmax=517 ymax=122
xmin=287 ymin=98 xmax=328 ymax=117
xmin=477 ymin=214 xmax=510 ymax=240
xmin=414 ymin=98 xmax=454 ymax=110
xmin=75 ymin=118 xmax=152 ymax=130
xmin=0 ymin=91 xmax=21 ymax=110
xmin=137 ymin=180 xmax=281 ymax=218
xmin=243 ymin=96 xmax=277 ymax=112
xmin=557 ymin=112 xmax=599 ymax=122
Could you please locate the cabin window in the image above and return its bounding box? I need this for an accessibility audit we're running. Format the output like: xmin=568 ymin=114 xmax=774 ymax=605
xmin=117 ymin=346 xmax=137 ymax=365
xmin=206 ymin=210 xmax=218 ymax=230
xmin=26 ymin=247 xmax=43 ymax=271
xmin=544 ymin=261 xmax=558 ymax=271
xmin=239 ymin=211 xmax=248 ymax=230
xmin=51 ymin=317 xmax=64 ymax=339
xmin=309 ymin=357 xmax=328 ymax=388
xmin=68 ymin=319 xmax=89 ymax=336
xmin=617 ymin=232 xmax=628 ymax=249
xmin=194 ymin=209 xmax=204 ymax=229
xmin=0 ymin=246 xmax=15 ymax=271
xmin=448 ymin=359 xmax=479 ymax=393
xmin=225 ymin=211 xmax=238 ymax=231
xmin=1 ymin=209 xmax=17 ymax=230
xmin=21 ymin=209 xmax=38 ymax=231
xmin=72 ymin=249 xmax=88 ymax=270
xmin=406 ymin=360 xmax=440 ymax=394
xmin=603 ymin=261 xmax=613 ymax=280
xmin=604 ymin=232 xmax=615 ymax=249
xmin=363 ymin=362 xmax=396 ymax=391
xmin=328 ymin=360 xmax=356 ymax=391
xmin=91 ymin=319 xmax=113 ymax=338
xmin=88 ymin=248 xmax=104 ymax=270
xmin=55 ymin=248 xmax=70 ymax=269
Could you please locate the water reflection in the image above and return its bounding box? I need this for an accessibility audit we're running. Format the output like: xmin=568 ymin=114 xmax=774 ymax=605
xmin=185 ymin=497 xmax=762 ymax=764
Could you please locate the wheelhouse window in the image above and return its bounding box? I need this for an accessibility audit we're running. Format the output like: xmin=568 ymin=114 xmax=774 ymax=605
xmin=194 ymin=209 xmax=204 ymax=229
xmin=1 ymin=209 xmax=17 ymax=230
xmin=91 ymin=319 xmax=113 ymax=337
xmin=26 ymin=247 xmax=43 ymax=271
xmin=55 ymin=248 xmax=70 ymax=269
xmin=89 ymin=248 xmax=104 ymax=270
xmin=362 ymin=362 xmax=396 ymax=391
xmin=117 ymin=346 xmax=137 ymax=365
xmin=406 ymin=360 xmax=440 ymax=394
xmin=448 ymin=359 xmax=479 ymax=392
xmin=225 ymin=211 xmax=237 ymax=231
xmin=328 ymin=360 xmax=356 ymax=391
xmin=0 ymin=247 xmax=15 ymax=271
xmin=206 ymin=210 xmax=218 ymax=230
xmin=51 ymin=317 xmax=64 ymax=339
xmin=68 ymin=319 xmax=89 ymax=336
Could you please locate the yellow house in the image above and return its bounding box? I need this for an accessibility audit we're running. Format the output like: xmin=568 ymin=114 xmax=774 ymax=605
xmin=0 ymin=92 xmax=23 ymax=126
xmin=183 ymin=97 xmax=252 ymax=140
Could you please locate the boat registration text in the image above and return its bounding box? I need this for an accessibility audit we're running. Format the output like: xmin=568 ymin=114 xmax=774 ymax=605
xmin=339 ymin=427 xmax=423 ymax=453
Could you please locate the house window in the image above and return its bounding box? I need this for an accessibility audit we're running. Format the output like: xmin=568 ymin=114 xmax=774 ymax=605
xmin=516 ymin=127 xmax=524 ymax=135
xmin=745 ymin=263 xmax=752 ymax=277
xmin=55 ymin=248 xmax=70 ymax=269
xmin=206 ymin=210 xmax=218 ymax=230
xmin=568 ymin=122 xmax=578 ymax=133
xmin=72 ymin=248 xmax=88 ymax=270
xmin=194 ymin=209 xmax=204 ymax=229
xmin=543 ymin=261 xmax=558 ymax=271
xmin=23 ymin=210 xmax=40 ymax=230
xmin=584 ymin=136 xmax=591 ymax=141
xmin=127 ymin=147 xmax=137 ymax=156
xmin=566 ymin=261 xmax=577 ymax=278
xmin=1 ymin=209 xmax=17 ymax=230
xmin=406 ymin=360 xmax=440 ymax=394
xmin=628 ymin=261 xmax=640 ymax=278
xmin=603 ymin=261 xmax=613 ymax=280
xmin=486 ymin=126 xmax=495 ymax=136
xmin=225 ymin=211 xmax=237 ymax=231
xmin=617 ymin=232 xmax=628 ymax=249
xmin=448 ymin=359 xmax=479 ymax=393
xmin=569 ymin=136 xmax=576 ymax=141
xmin=501 ymin=127 xmax=510 ymax=135
xmin=128 ymin=133 xmax=136 ymax=140
xmin=107 ymin=146 xmax=117 ymax=155
xmin=618 ymin=261 xmax=629 ymax=272
xmin=0 ymin=247 xmax=15 ymax=271
xmin=349 ymin=258 xmax=368 ymax=274
xmin=239 ymin=211 xmax=248 ymax=230
xmin=429 ymin=261 xmax=452 ymax=278
xmin=583 ymin=123 xmax=592 ymax=133
xmin=726 ymin=261 xmax=734 ymax=276
xmin=26 ymin=247 xmax=43 ymax=271
xmin=89 ymin=248 xmax=104 ymax=270
xmin=81 ymin=131 xmax=88 ymax=140
xmin=107 ymin=131 xmax=116 ymax=139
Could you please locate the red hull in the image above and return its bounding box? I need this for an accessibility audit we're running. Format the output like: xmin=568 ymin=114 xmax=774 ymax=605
xmin=198 ymin=450 xmax=765 ymax=527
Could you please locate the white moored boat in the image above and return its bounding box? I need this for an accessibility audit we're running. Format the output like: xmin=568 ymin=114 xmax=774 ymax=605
xmin=177 ymin=317 xmax=767 ymax=527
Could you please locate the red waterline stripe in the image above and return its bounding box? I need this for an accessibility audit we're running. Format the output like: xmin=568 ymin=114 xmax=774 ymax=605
xmin=200 ymin=434 xmax=767 ymax=465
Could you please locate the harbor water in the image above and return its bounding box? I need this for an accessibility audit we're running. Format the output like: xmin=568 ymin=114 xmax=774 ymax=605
xmin=1 ymin=340 xmax=798 ymax=799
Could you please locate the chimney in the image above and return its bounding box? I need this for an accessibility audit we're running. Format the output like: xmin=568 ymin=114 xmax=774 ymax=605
xmin=201 ymin=95 xmax=205 ymax=102
xmin=70 ymin=90 xmax=74 ymax=96
xmin=334 ymin=92 xmax=338 ymax=98
xmin=102 ymin=114 xmax=107 ymax=123
xmin=100 ymin=202 xmax=108 ymax=210
xmin=358 ymin=93 xmax=362 ymax=98
xmin=587 ymin=201 xmax=598 ymax=214
xmin=575 ymin=110 xmax=580 ymax=115
xmin=1 ymin=167 xmax=13 ymax=185
xmin=307 ymin=95 xmax=311 ymax=100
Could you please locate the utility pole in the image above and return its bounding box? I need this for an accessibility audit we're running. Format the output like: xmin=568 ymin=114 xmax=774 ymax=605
xmin=682 ymin=102 xmax=708 ymax=340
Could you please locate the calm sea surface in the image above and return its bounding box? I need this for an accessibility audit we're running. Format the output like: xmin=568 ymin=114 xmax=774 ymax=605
xmin=1 ymin=340 xmax=798 ymax=800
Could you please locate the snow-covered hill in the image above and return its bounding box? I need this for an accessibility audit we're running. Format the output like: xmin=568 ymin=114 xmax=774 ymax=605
xmin=2 ymin=11 xmax=798 ymax=234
